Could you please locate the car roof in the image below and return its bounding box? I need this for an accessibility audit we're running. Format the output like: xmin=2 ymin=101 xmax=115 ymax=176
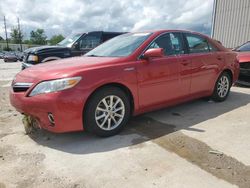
xmin=131 ymin=29 xmax=210 ymax=38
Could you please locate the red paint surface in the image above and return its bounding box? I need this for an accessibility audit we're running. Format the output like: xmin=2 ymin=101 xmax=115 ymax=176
xmin=237 ymin=52 xmax=250 ymax=63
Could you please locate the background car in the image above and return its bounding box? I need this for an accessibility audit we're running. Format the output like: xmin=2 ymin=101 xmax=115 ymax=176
xmin=233 ymin=41 xmax=250 ymax=86
xmin=0 ymin=51 xmax=5 ymax=59
xmin=10 ymin=30 xmax=239 ymax=137
xmin=3 ymin=52 xmax=18 ymax=62
xmin=21 ymin=31 xmax=126 ymax=70
xmin=14 ymin=51 xmax=24 ymax=61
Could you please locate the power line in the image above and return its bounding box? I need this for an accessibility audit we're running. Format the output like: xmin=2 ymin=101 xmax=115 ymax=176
xmin=17 ymin=17 xmax=23 ymax=51
xmin=3 ymin=16 xmax=9 ymax=50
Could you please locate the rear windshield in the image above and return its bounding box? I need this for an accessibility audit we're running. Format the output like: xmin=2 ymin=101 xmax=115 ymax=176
xmin=235 ymin=42 xmax=250 ymax=52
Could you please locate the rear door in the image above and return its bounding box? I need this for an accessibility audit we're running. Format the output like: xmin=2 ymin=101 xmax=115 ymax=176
xmin=184 ymin=33 xmax=222 ymax=94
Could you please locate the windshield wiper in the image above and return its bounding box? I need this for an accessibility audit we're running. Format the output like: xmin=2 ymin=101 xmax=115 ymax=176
xmin=86 ymin=54 xmax=103 ymax=57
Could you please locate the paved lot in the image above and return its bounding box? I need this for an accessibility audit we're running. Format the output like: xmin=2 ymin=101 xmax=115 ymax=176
xmin=0 ymin=59 xmax=250 ymax=188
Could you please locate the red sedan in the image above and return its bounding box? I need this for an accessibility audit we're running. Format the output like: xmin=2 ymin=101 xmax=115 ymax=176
xmin=233 ymin=41 xmax=250 ymax=86
xmin=10 ymin=30 xmax=239 ymax=136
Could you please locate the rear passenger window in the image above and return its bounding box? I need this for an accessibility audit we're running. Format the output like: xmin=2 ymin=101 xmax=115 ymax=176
xmin=186 ymin=34 xmax=209 ymax=54
xmin=208 ymin=42 xmax=218 ymax=52
xmin=148 ymin=33 xmax=185 ymax=56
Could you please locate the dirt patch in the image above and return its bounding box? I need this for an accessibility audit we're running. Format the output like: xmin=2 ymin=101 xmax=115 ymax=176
xmin=0 ymin=183 xmax=6 ymax=188
xmin=0 ymin=86 xmax=77 ymax=188
xmin=129 ymin=116 xmax=250 ymax=188
xmin=0 ymin=144 xmax=79 ymax=188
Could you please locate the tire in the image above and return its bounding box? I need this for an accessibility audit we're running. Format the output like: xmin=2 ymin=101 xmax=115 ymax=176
xmin=84 ymin=86 xmax=131 ymax=137
xmin=211 ymin=72 xmax=232 ymax=102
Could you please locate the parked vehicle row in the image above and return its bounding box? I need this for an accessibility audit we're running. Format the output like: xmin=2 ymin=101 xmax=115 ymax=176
xmin=0 ymin=51 xmax=24 ymax=62
xmin=10 ymin=30 xmax=239 ymax=137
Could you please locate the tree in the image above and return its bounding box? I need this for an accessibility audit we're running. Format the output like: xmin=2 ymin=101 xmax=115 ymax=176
xmin=0 ymin=36 xmax=4 ymax=41
xmin=10 ymin=27 xmax=24 ymax=44
xmin=30 ymin=29 xmax=47 ymax=45
xmin=49 ymin=34 xmax=65 ymax=45
xmin=3 ymin=46 xmax=12 ymax=51
xmin=23 ymin=39 xmax=32 ymax=44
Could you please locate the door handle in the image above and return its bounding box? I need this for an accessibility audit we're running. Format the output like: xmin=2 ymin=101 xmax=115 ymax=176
xmin=217 ymin=56 xmax=223 ymax=61
xmin=181 ymin=59 xmax=190 ymax=66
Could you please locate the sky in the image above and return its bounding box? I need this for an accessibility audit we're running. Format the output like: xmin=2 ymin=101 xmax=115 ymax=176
xmin=0 ymin=0 xmax=214 ymax=40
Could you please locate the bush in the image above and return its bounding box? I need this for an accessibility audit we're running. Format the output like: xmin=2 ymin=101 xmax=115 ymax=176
xmin=3 ymin=47 xmax=12 ymax=51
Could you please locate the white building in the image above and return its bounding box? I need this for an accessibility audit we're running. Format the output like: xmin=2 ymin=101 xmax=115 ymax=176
xmin=211 ymin=0 xmax=250 ymax=48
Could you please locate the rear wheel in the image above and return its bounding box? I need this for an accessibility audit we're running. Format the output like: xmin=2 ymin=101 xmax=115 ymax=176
xmin=84 ymin=87 xmax=130 ymax=137
xmin=211 ymin=72 xmax=231 ymax=102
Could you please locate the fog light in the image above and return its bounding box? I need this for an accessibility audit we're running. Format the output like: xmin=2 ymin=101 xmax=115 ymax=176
xmin=48 ymin=112 xmax=55 ymax=126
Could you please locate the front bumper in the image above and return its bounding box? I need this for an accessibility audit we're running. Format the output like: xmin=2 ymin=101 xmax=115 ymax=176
xmin=237 ymin=62 xmax=250 ymax=86
xmin=239 ymin=68 xmax=250 ymax=77
xmin=239 ymin=62 xmax=250 ymax=76
xmin=9 ymin=88 xmax=87 ymax=133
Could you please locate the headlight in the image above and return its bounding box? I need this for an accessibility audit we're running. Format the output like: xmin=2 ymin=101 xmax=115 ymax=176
xmin=28 ymin=55 xmax=38 ymax=62
xmin=29 ymin=77 xmax=82 ymax=96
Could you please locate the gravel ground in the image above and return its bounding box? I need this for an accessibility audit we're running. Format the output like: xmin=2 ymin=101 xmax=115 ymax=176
xmin=0 ymin=59 xmax=250 ymax=188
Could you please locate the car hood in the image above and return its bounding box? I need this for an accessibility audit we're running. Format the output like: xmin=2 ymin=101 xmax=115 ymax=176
xmin=237 ymin=52 xmax=250 ymax=63
xmin=14 ymin=56 xmax=125 ymax=83
xmin=24 ymin=45 xmax=69 ymax=54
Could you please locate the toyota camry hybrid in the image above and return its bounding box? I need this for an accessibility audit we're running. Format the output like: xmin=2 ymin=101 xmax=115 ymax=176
xmin=10 ymin=30 xmax=239 ymax=137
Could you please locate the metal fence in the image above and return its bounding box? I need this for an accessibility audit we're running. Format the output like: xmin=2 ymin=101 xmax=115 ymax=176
xmin=212 ymin=0 xmax=250 ymax=48
xmin=0 ymin=43 xmax=40 ymax=51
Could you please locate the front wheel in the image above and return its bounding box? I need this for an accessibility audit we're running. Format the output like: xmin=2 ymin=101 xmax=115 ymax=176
xmin=84 ymin=87 xmax=131 ymax=137
xmin=211 ymin=72 xmax=231 ymax=102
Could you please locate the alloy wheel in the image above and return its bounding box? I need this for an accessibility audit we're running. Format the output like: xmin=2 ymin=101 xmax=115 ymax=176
xmin=95 ymin=95 xmax=125 ymax=131
xmin=217 ymin=75 xmax=230 ymax=98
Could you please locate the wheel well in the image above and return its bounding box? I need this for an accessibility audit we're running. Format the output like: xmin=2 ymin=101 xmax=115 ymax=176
xmin=83 ymin=83 xmax=135 ymax=116
xmin=223 ymin=69 xmax=233 ymax=85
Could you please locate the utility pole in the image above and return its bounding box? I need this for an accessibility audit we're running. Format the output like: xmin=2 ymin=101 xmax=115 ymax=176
xmin=3 ymin=16 xmax=9 ymax=50
xmin=17 ymin=17 xmax=22 ymax=51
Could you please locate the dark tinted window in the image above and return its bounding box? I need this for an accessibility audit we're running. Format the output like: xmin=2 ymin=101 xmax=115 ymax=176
xmin=235 ymin=41 xmax=250 ymax=52
xmin=148 ymin=32 xmax=185 ymax=56
xmin=102 ymin=33 xmax=123 ymax=42
xmin=186 ymin=34 xmax=209 ymax=54
xmin=79 ymin=32 xmax=101 ymax=49
xmin=208 ymin=42 xmax=218 ymax=52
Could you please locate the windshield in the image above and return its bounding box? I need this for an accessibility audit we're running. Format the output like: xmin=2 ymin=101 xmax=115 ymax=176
xmin=57 ymin=33 xmax=83 ymax=47
xmin=235 ymin=41 xmax=250 ymax=52
xmin=85 ymin=33 xmax=152 ymax=57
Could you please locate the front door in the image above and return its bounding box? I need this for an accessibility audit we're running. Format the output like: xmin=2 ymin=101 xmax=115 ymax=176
xmin=137 ymin=32 xmax=192 ymax=108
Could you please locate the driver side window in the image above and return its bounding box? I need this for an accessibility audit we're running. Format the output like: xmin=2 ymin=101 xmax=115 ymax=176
xmin=78 ymin=33 xmax=101 ymax=50
xmin=148 ymin=33 xmax=185 ymax=56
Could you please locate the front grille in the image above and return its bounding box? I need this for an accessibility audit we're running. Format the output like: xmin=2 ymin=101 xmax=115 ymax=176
xmin=240 ymin=62 xmax=250 ymax=69
xmin=12 ymin=83 xmax=33 ymax=92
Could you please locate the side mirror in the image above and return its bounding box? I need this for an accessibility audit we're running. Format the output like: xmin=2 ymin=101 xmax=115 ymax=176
xmin=142 ymin=48 xmax=164 ymax=59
